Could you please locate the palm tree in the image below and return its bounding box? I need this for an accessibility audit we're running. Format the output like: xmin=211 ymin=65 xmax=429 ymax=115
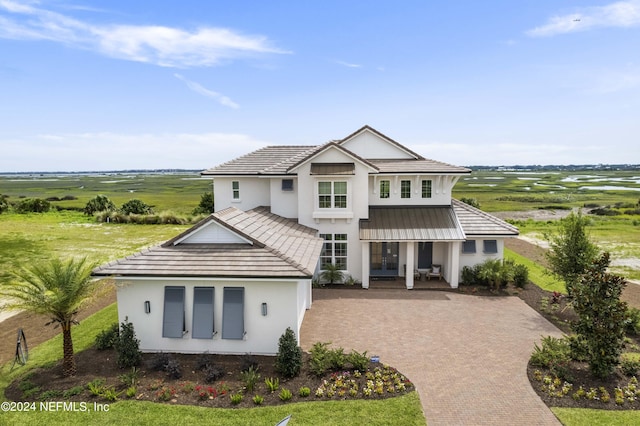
xmin=0 ymin=257 xmax=99 ymax=377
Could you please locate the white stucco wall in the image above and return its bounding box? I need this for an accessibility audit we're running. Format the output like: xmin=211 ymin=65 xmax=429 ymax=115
xmin=115 ymin=278 xmax=310 ymax=355
xmin=213 ymin=177 xmax=270 ymax=212
xmin=368 ymin=175 xmax=459 ymax=206
xmin=340 ymin=131 xmax=414 ymax=159
xmin=457 ymin=238 xmax=505 ymax=282
xmin=269 ymin=177 xmax=298 ymax=218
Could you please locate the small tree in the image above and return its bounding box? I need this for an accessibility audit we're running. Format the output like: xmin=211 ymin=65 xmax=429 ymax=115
xmin=0 ymin=257 xmax=98 ymax=376
xmin=84 ymin=194 xmax=116 ymax=216
xmin=275 ymin=327 xmax=302 ymax=378
xmin=14 ymin=198 xmax=50 ymax=213
xmin=572 ymin=253 xmax=627 ymax=378
xmin=545 ymin=211 xmax=599 ymax=297
xmin=115 ymin=318 xmax=142 ymax=369
xmin=320 ymin=263 xmax=344 ymax=285
xmin=192 ymin=192 xmax=214 ymax=215
xmin=120 ymin=199 xmax=153 ymax=215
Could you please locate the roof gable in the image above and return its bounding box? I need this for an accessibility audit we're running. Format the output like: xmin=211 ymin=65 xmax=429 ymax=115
xmin=338 ymin=125 xmax=422 ymax=160
xmin=287 ymin=142 xmax=378 ymax=173
xmin=170 ymin=219 xmax=253 ymax=245
xmin=93 ymin=207 xmax=324 ymax=279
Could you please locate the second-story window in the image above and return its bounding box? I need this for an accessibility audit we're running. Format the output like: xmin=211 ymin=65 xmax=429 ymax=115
xmin=422 ymin=180 xmax=432 ymax=198
xmin=379 ymin=180 xmax=390 ymax=199
xmin=401 ymin=180 xmax=411 ymax=198
xmin=232 ymin=181 xmax=240 ymax=200
xmin=318 ymin=181 xmax=347 ymax=209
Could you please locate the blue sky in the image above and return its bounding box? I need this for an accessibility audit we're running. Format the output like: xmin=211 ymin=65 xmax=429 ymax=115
xmin=1 ymin=0 xmax=639 ymax=172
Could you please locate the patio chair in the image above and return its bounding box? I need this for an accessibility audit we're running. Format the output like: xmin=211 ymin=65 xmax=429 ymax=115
xmin=427 ymin=265 xmax=442 ymax=280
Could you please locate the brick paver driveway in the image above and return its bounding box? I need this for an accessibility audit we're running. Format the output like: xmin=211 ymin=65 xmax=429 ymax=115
xmin=300 ymin=289 xmax=564 ymax=425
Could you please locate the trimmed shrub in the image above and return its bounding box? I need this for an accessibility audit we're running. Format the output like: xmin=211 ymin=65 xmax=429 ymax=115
xmin=530 ymin=336 xmax=572 ymax=379
xmin=624 ymin=307 xmax=640 ymax=336
xmin=275 ymin=327 xmax=303 ymax=378
xmin=512 ymin=264 xmax=529 ymax=288
xmin=115 ymin=319 xmax=142 ymax=369
xmin=95 ymin=323 xmax=119 ymax=350
xmin=347 ymin=349 xmax=369 ymax=372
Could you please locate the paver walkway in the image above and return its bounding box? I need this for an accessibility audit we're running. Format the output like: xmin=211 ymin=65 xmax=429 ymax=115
xmin=300 ymin=288 xmax=564 ymax=425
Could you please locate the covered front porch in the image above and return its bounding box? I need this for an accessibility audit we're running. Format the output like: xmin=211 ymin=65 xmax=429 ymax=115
xmin=359 ymin=206 xmax=466 ymax=290
xmin=367 ymin=274 xmax=450 ymax=290
xmin=360 ymin=240 xmax=461 ymax=289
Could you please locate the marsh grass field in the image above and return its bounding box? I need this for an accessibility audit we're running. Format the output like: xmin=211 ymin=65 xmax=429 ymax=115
xmin=1 ymin=168 xmax=639 ymax=281
xmin=453 ymin=168 xmax=640 ymax=281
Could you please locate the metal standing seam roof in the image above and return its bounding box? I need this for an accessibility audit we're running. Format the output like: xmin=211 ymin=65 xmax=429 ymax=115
xmin=92 ymin=207 xmax=324 ymax=279
xmin=359 ymin=206 xmax=466 ymax=241
xmin=451 ymin=199 xmax=520 ymax=236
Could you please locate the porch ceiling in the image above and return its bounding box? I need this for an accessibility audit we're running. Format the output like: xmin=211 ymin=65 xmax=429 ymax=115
xmin=359 ymin=206 xmax=466 ymax=241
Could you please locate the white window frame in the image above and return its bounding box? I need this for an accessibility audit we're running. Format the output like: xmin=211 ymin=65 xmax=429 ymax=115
xmin=379 ymin=180 xmax=390 ymax=199
xmin=401 ymin=180 xmax=411 ymax=199
xmin=319 ymin=233 xmax=348 ymax=270
xmin=232 ymin=181 xmax=240 ymax=200
xmin=317 ymin=181 xmax=347 ymax=209
xmin=422 ymin=180 xmax=432 ymax=198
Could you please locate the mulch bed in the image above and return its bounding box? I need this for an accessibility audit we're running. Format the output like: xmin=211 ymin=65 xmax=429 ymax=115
xmin=506 ymin=238 xmax=640 ymax=411
xmin=5 ymin=349 xmax=413 ymax=408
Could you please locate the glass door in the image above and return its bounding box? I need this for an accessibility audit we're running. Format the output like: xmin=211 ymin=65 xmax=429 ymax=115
xmin=370 ymin=242 xmax=399 ymax=276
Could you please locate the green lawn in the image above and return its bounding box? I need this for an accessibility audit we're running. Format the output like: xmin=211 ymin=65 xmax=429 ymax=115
xmin=504 ymin=248 xmax=566 ymax=293
xmin=0 ymin=211 xmax=189 ymax=285
xmin=552 ymin=407 xmax=640 ymax=425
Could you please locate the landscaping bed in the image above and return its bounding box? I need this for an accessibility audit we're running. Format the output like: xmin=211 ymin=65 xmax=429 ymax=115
xmin=5 ymin=347 xmax=414 ymax=409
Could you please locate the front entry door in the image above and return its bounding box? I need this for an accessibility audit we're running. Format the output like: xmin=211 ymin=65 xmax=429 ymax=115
xmin=370 ymin=242 xmax=399 ymax=276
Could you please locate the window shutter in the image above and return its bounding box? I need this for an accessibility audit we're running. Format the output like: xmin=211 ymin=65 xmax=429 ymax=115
xmin=192 ymin=287 xmax=215 ymax=339
xmin=222 ymin=287 xmax=245 ymax=340
xmin=163 ymin=286 xmax=185 ymax=338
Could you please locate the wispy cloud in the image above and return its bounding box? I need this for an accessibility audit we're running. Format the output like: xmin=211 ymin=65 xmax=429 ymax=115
xmin=526 ymin=1 xmax=640 ymax=37
xmin=174 ymin=74 xmax=239 ymax=109
xmin=335 ymin=60 xmax=362 ymax=68
xmin=0 ymin=0 xmax=289 ymax=67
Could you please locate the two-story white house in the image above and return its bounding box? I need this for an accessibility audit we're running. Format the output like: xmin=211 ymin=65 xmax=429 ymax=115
xmin=202 ymin=125 xmax=518 ymax=290
xmin=93 ymin=125 xmax=517 ymax=355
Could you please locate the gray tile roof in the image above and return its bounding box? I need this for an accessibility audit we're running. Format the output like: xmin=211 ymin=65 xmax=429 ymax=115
xmin=201 ymin=145 xmax=319 ymax=176
xmin=452 ymin=199 xmax=519 ymax=236
xmin=360 ymin=206 xmax=466 ymax=241
xmin=200 ymin=126 xmax=470 ymax=176
xmin=92 ymin=207 xmax=323 ymax=279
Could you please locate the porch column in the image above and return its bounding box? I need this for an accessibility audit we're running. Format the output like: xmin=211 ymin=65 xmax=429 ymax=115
xmin=405 ymin=242 xmax=415 ymax=290
xmin=449 ymin=241 xmax=460 ymax=288
xmin=361 ymin=241 xmax=370 ymax=289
